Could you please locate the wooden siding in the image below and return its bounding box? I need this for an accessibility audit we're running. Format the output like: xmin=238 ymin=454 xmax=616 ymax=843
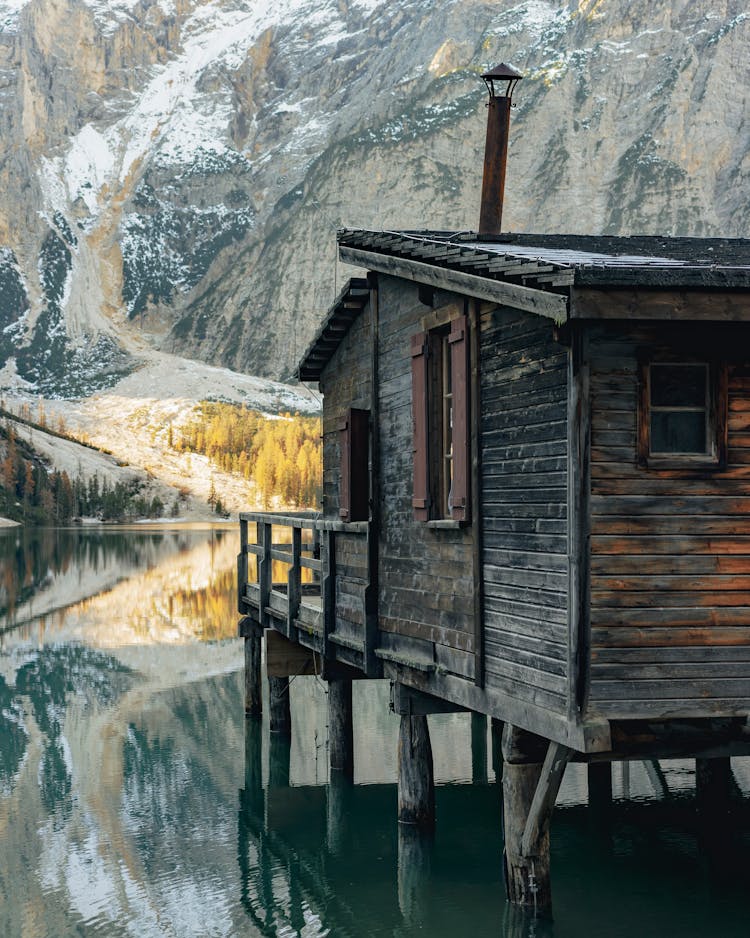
xmin=588 ymin=322 xmax=750 ymax=718
xmin=321 ymin=305 xmax=372 ymax=523
xmin=376 ymin=276 xmax=476 ymax=679
xmin=480 ymin=306 xmax=569 ymax=715
xmin=319 ymin=301 xmax=372 ymax=657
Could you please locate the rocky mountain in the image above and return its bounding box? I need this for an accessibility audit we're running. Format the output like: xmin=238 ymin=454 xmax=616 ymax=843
xmin=0 ymin=0 xmax=748 ymax=394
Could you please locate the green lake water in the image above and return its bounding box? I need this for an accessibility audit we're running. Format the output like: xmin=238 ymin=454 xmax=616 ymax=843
xmin=1 ymin=526 xmax=749 ymax=937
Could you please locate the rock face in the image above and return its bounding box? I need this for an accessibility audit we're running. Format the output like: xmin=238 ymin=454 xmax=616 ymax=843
xmin=0 ymin=0 xmax=748 ymax=391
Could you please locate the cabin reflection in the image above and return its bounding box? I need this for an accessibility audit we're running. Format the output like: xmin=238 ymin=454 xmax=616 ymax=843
xmin=237 ymin=718 xmax=504 ymax=937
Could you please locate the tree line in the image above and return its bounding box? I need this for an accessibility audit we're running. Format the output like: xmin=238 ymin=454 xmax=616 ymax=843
xmin=0 ymin=424 xmax=165 ymax=524
xmin=173 ymin=404 xmax=321 ymax=509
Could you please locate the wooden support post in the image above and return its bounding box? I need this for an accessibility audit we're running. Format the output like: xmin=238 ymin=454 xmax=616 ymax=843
xmin=237 ymin=517 xmax=249 ymax=614
xmin=491 ymin=718 xmax=504 ymax=781
xmin=326 ymin=771 xmax=350 ymax=856
xmin=258 ymin=522 xmax=272 ymax=628
xmin=287 ymin=525 xmax=302 ymax=637
xmin=398 ymin=714 xmax=435 ymax=830
xmin=244 ymin=627 xmax=262 ymax=717
xmin=328 ymin=679 xmax=354 ymax=778
xmin=502 ymin=725 xmax=571 ymax=912
xmin=587 ymin=762 xmax=612 ymax=811
xmin=268 ymin=676 xmax=292 ymax=735
xmin=471 ymin=712 xmax=488 ymax=783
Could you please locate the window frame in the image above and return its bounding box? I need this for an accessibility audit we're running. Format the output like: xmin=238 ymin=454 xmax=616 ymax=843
xmin=637 ymin=357 xmax=728 ymax=469
xmin=411 ymin=304 xmax=470 ymax=524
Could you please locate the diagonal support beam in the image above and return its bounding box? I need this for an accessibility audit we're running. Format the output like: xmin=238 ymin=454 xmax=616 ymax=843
xmin=520 ymin=742 xmax=573 ymax=858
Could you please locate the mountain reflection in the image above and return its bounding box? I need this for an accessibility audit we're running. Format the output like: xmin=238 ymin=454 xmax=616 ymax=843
xmin=0 ymin=525 xmax=239 ymax=643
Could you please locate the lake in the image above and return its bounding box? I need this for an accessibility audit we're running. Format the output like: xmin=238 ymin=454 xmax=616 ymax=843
xmin=1 ymin=525 xmax=749 ymax=937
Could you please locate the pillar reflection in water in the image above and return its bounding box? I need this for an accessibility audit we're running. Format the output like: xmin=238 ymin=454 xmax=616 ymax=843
xmin=397 ymin=824 xmax=432 ymax=928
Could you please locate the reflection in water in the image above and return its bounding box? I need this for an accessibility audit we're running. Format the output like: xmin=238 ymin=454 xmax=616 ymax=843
xmin=0 ymin=525 xmax=240 ymax=645
xmin=1 ymin=529 xmax=750 ymax=936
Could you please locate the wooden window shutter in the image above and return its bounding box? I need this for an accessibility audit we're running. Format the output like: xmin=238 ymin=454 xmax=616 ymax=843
xmin=339 ymin=408 xmax=370 ymax=522
xmin=449 ymin=315 xmax=470 ymax=522
xmin=411 ymin=331 xmax=430 ymax=521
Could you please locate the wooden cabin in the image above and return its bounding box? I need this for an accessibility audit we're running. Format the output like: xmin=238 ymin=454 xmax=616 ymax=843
xmin=238 ymin=230 xmax=750 ymax=904
xmin=237 ymin=67 xmax=750 ymax=911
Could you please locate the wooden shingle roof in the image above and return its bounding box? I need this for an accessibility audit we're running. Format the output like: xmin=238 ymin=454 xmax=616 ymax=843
xmin=297 ymin=277 xmax=369 ymax=382
xmin=339 ymin=229 xmax=750 ymax=290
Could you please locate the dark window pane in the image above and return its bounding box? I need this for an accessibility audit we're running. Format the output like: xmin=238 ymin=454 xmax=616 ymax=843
xmin=651 ymin=411 xmax=707 ymax=454
xmin=651 ymin=364 xmax=707 ymax=407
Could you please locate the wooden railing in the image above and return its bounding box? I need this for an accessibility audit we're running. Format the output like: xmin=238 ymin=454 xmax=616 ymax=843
xmin=238 ymin=512 xmax=374 ymax=671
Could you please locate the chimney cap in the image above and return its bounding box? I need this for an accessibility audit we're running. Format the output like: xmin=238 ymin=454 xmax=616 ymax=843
xmin=481 ymin=62 xmax=523 ymax=81
xmin=481 ymin=62 xmax=523 ymax=100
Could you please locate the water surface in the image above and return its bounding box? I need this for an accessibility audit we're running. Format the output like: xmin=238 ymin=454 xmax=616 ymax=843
xmin=1 ymin=526 xmax=749 ymax=937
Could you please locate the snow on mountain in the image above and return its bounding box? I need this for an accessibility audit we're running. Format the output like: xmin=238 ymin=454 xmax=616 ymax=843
xmin=0 ymin=0 xmax=748 ymax=401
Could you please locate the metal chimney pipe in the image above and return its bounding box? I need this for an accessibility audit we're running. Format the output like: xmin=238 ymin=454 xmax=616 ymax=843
xmin=478 ymin=64 xmax=523 ymax=237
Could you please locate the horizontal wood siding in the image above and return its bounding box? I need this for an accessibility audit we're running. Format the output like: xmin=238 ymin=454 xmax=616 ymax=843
xmin=480 ymin=306 xmax=569 ymax=715
xmin=321 ymin=305 xmax=372 ymax=523
xmin=320 ymin=302 xmax=372 ymax=651
xmin=377 ymin=277 xmax=476 ymax=679
xmin=588 ymin=322 xmax=750 ymax=718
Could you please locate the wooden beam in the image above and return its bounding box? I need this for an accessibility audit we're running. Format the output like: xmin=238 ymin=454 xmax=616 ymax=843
xmin=383 ymin=663 xmax=611 ymax=752
xmin=266 ymin=627 xmax=321 ymax=677
xmin=520 ymin=741 xmax=573 ymax=857
xmin=571 ymin=287 xmax=750 ymax=322
xmin=339 ymin=246 xmax=569 ymax=322
xmin=567 ymin=326 xmax=591 ymax=720
xmin=391 ymin=682 xmax=468 ymax=716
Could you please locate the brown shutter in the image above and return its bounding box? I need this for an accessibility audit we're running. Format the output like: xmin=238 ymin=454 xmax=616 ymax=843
xmin=449 ymin=315 xmax=470 ymax=522
xmin=339 ymin=414 xmax=351 ymax=521
xmin=351 ymin=408 xmax=370 ymax=521
xmin=340 ymin=408 xmax=370 ymax=522
xmin=411 ymin=331 xmax=430 ymax=521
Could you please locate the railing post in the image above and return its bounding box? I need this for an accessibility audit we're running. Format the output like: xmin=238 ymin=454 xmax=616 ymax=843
xmin=258 ymin=522 xmax=272 ymax=629
xmin=322 ymin=528 xmax=335 ymax=660
xmin=237 ymin=517 xmax=248 ymax=614
xmin=287 ymin=524 xmax=302 ymax=638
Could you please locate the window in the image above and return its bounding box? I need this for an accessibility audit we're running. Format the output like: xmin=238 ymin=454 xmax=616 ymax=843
xmin=639 ymin=360 xmax=727 ymax=467
xmin=411 ymin=314 xmax=470 ymax=522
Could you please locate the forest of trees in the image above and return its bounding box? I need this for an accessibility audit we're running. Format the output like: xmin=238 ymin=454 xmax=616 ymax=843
xmin=0 ymin=423 xmax=165 ymax=525
xmin=174 ymin=403 xmax=322 ymax=509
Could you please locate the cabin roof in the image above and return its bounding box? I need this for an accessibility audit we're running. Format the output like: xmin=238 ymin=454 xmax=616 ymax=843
xmin=297 ymin=277 xmax=369 ymax=382
xmin=298 ymin=230 xmax=750 ymax=381
xmin=339 ymin=229 xmax=750 ymax=290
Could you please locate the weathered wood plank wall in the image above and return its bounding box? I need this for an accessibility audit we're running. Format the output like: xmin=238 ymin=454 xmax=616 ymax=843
xmin=479 ymin=306 xmax=569 ymax=715
xmin=588 ymin=321 xmax=750 ymax=717
xmin=320 ymin=303 xmax=373 ymax=653
xmin=377 ymin=276 xmax=476 ymax=679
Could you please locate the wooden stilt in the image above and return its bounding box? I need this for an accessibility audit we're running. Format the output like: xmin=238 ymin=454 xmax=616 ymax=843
xmin=587 ymin=762 xmax=612 ymax=811
xmin=471 ymin=712 xmax=488 ymax=783
xmin=491 ymin=718 xmax=505 ymax=781
xmin=398 ymin=714 xmax=435 ymax=830
xmin=244 ymin=628 xmax=262 ymax=717
xmin=326 ymin=771 xmax=350 ymax=856
xmin=501 ymin=725 xmax=571 ymax=912
xmin=328 ymin=679 xmax=354 ymax=778
xmin=268 ymin=675 xmax=292 ymax=735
